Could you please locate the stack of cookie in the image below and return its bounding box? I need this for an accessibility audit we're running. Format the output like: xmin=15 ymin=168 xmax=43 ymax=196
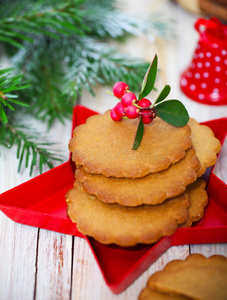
xmin=66 ymin=111 xmax=221 ymax=246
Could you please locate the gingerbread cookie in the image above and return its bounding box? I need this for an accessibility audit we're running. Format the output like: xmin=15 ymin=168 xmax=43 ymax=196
xmin=75 ymin=147 xmax=200 ymax=206
xmin=189 ymin=118 xmax=221 ymax=176
xmin=180 ymin=178 xmax=208 ymax=227
xmin=139 ymin=287 xmax=190 ymax=299
xmin=69 ymin=111 xmax=192 ymax=178
xmin=141 ymin=254 xmax=227 ymax=300
xmin=66 ymin=181 xmax=189 ymax=246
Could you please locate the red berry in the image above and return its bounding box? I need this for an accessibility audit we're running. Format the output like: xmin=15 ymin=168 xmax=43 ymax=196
xmin=126 ymin=105 xmax=139 ymax=119
xmin=110 ymin=108 xmax=122 ymax=121
xmin=113 ymin=82 xmax=129 ymax=98
xmin=141 ymin=109 xmax=155 ymax=124
xmin=114 ymin=102 xmax=126 ymax=117
xmin=138 ymin=98 xmax=151 ymax=108
xmin=121 ymin=92 xmax=137 ymax=107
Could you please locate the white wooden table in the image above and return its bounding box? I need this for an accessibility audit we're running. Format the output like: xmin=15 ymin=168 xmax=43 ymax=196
xmin=0 ymin=1 xmax=226 ymax=299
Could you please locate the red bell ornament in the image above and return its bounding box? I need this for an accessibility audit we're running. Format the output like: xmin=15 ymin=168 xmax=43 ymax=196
xmin=180 ymin=17 xmax=227 ymax=105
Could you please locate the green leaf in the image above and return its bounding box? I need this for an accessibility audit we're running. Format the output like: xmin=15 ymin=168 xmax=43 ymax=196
xmin=132 ymin=116 xmax=144 ymax=150
xmin=138 ymin=54 xmax=157 ymax=100
xmin=155 ymin=100 xmax=189 ymax=127
xmin=154 ymin=84 xmax=170 ymax=105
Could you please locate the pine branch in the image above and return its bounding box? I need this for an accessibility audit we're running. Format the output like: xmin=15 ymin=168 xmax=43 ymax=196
xmin=63 ymin=37 xmax=150 ymax=98
xmin=11 ymin=36 xmax=150 ymax=127
xmin=0 ymin=121 xmax=64 ymax=175
xmin=0 ymin=0 xmax=87 ymax=48
xmin=82 ymin=3 xmax=174 ymax=41
xmin=0 ymin=67 xmax=30 ymax=123
xmin=10 ymin=36 xmax=74 ymax=128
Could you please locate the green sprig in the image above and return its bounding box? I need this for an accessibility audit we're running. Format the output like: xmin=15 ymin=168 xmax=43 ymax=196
xmin=133 ymin=54 xmax=189 ymax=150
xmin=0 ymin=122 xmax=64 ymax=176
xmin=0 ymin=0 xmax=87 ymax=48
xmin=0 ymin=67 xmax=29 ymax=124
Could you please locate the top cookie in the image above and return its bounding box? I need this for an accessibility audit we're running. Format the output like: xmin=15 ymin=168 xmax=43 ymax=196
xmin=69 ymin=111 xmax=192 ymax=178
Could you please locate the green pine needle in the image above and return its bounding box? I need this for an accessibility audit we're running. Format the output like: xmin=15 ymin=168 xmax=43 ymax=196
xmin=0 ymin=67 xmax=29 ymax=124
xmin=0 ymin=0 xmax=87 ymax=48
xmin=0 ymin=122 xmax=64 ymax=176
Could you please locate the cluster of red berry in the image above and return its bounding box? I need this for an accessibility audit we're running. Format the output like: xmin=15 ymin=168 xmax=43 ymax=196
xmin=110 ymin=82 xmax=157 ymax=124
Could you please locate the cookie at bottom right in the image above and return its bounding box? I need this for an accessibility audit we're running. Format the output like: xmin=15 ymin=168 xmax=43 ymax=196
xmin=138 ymin=254 xmax=227 ymax=300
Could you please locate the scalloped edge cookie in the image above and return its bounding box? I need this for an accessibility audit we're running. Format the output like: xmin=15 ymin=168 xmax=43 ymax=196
xmin=69 ymin=111 xmax=192 ymax=178
xmin=189 ymin=118 xmax=221 ymax=176
xmin=75 ymin=147 xmax=200 ymax=206
xmin=179 ymin=178 xmax=208 ymax=228
xmin=66 ymin=181 xmax=189 ymax=246
xmin=139 ymin=254 xmax=227 ymax=300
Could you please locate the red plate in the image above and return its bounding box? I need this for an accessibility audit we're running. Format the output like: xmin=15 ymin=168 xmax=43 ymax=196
xmin=0 ymin=105 xmax=226 ymax=294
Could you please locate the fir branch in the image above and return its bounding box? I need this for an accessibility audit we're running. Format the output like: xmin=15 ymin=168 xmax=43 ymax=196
xmin=11 ymin=36 xmax=74 ymax=128
xmin=0 ymin=0 xmax=87 ymax=48
xmin=0 ymin=0 xmax=173 ymax=49
xmin=11 ymin=36 xmax=149 ymax=127
xmin=0 ymin=122 xmax=64 ymax=175
xmin=63 ymin=37 xmax=150 ymax=99
xmin=0 ymin=67 xmax=30 ymax=123
xmin=83 ymin=3 xmax=174 ymax=41
xmin=3 ymin=0 xmax=174 ymax=128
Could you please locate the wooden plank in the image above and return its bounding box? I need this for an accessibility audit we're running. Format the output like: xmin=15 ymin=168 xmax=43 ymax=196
xmin=190 ymin=243 xmax=227 ymax=257
xmin=0 ymin=214 xmax=38 ymax=300
xmin=34 ymin=230 xmax=73 ymax=300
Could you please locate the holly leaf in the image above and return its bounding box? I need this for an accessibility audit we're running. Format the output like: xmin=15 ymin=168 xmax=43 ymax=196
xmin=155 ymin=100 xmax=189 ymax=127
xmin=132 ymin=116 xmax=144 ymax=150
xmin=154 ymin=84 xmax=171 ymax=105
xmin=138 ymin=54 xmax=157 ymax=100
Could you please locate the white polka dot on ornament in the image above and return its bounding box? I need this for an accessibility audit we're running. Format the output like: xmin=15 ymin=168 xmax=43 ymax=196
xmin=195 ymin=73 xmax=200 ymax=78
xmin=181 ymin=78 xmax=187 ymax=86
xmin=186 ymin=72 xmax=192 ymax=78
xmin=215 ymin=66 xmax=221 ymax=72
xmin=198 ymin=94 xmax=205 ymax=100
xmin=190 ymin=84 xmax=196 ymax=90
